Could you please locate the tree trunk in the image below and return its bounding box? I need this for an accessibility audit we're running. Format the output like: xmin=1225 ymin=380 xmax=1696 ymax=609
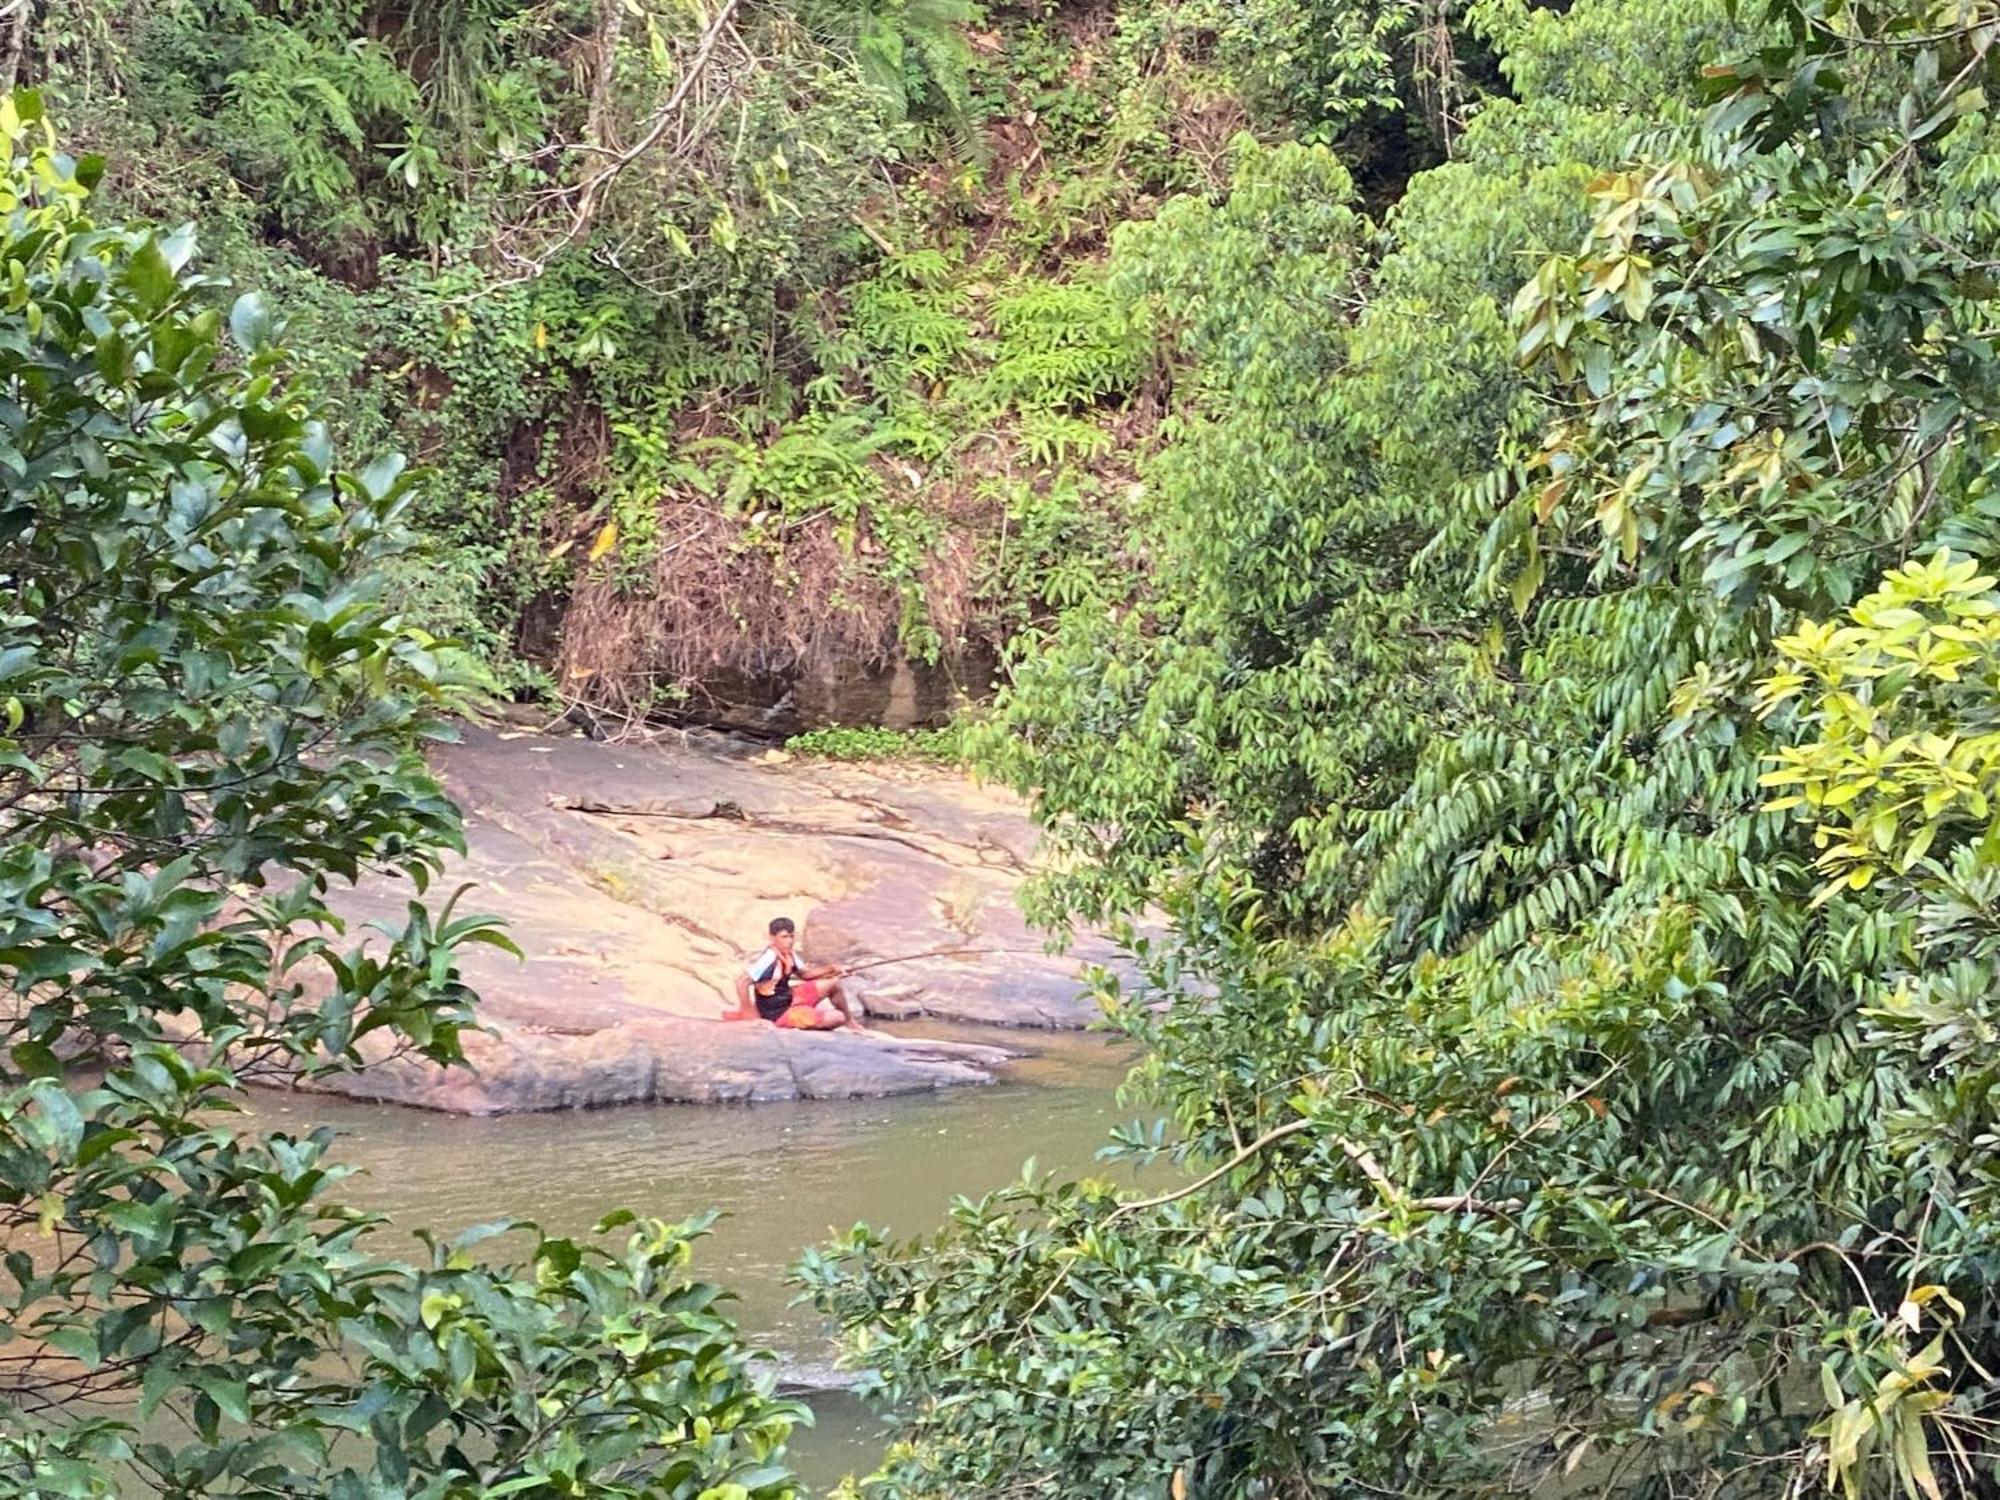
xmin=2 ymin=0 xmax=36 ymax=95
xmin=587 ymin=0 xmax=626 ymax=148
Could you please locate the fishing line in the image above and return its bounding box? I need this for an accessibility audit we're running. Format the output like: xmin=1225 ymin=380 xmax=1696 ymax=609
xmin=829 ymin=944 xmax=1060 ymax=975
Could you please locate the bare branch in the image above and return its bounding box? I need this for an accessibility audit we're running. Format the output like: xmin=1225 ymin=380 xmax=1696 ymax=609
xmin=564 ymin=0 xmax=745 ymax=250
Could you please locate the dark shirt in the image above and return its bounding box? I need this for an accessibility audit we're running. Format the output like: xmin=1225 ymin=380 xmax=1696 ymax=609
xmin=746 ymin=945 xmax=802 ymax=1021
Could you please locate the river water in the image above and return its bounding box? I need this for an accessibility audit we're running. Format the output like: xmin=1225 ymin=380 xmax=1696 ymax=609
xmin=250 ymin=1028 xmax=1140 ymax=1492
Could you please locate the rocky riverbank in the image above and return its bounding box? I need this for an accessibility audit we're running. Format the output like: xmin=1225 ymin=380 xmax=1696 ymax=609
xmin=304 ymin=723 xmax=1113 ymax=1113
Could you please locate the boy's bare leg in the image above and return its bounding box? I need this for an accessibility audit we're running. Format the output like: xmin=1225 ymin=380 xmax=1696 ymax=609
xmin=824 ymin=979 xmax=865 ymax=1031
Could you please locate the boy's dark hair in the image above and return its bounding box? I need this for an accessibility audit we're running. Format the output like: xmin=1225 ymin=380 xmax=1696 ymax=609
xmin=769 ymin=916 xmax=796 ymax=936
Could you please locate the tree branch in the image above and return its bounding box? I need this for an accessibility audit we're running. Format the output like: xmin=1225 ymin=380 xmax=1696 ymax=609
xmin=565 ymin=0 xmax=745 ymax=249
xmin=1106 ymin=1117 xmax=1525 ymax=1224
xmin=1107 ymin=1118 xmax=1315 ymax=1221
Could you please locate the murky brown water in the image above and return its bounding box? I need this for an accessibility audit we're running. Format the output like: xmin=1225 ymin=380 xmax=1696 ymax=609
xmin=248 ymin=1028 xmax=1141 ymax=1493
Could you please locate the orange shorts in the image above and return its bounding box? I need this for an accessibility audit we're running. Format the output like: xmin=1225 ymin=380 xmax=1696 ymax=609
xmin=772 ymin=980 xmax=829 ymax=1028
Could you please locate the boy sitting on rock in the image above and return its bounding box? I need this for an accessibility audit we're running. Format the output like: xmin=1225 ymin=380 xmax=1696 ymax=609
xmin=727 ymin=915 xmax=861 ymax=1030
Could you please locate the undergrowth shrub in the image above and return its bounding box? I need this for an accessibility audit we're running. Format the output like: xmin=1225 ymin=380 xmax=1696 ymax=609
xmin=784 ymin=725 xmax=967 ymax=762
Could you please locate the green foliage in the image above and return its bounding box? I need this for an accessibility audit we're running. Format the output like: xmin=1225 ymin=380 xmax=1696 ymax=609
xmin=782 ymin=725 xmax=964 ymax=762
xmin=984 ymin=279 xmax=1146 ymax=409
xmin=850 ymin=269 xmax=973 ymax=379
xmin=0 ymin=105 xmax=798 ymax=1496
xmin=31 ymin=0 xmax=1427 ymax=718
xmin=1758 ymin=552 xmax=2000 ymax=896
xmin=104 ymin=0 xmax=538 ymax=259
xmin=1170 ymin=0 xmax=1417 ymax=134
xmin=213 ymin=21 xmax=425 ymax=245
xmin=808 ymin=0 xmax=2000 ymax=1496
xmin=10 ymin=0 xmax=1581 ymax=722
xmin=977 ymin=468 xmax=1136 ymax=632
xmin=855 ymin=0 xmax=980 ymax=125
xmin=968 ymin=130 xmax=1515 ymax=931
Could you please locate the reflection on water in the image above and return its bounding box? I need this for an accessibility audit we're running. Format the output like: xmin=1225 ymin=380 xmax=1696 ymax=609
xmin=248 ymin=1028 xmax=1142 ymax=1493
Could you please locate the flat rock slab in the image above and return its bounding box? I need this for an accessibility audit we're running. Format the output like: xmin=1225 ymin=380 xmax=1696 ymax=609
xmin=305 ymin=724 xmax=1113 ymax=1114
xmin=305 ymin=1017 xmax=1015 ymax=1114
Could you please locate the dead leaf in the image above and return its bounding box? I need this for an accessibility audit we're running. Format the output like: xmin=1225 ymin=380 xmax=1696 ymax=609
xmin=1536 ymin=477 xmax=1566 ymax=522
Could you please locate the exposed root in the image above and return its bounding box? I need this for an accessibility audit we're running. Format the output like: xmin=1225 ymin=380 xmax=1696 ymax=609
xmin=555 ymin=500 xmax=916 ymax=727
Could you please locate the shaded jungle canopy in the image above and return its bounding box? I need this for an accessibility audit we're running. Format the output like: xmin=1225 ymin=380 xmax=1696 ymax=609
xmin=3 ymin=0 xmax=1479 ymax=725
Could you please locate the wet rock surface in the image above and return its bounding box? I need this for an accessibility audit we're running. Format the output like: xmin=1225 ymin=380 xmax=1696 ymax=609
xmin=306 ymin=724 xmax=1111 ymax=1114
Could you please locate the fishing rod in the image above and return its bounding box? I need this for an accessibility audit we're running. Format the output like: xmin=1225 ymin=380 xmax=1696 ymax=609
xmin=828 ymin=944 xmax=1059 ymax=976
